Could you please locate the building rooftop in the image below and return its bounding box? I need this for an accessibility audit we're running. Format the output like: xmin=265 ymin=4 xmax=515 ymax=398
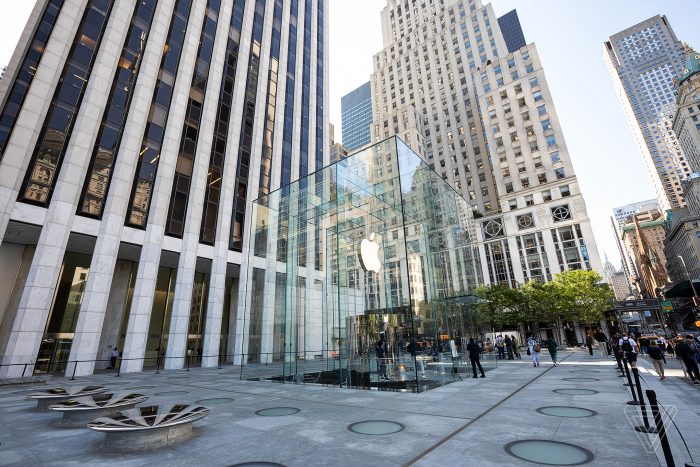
xmin=678 ymin=45 xmax=700 ymax=86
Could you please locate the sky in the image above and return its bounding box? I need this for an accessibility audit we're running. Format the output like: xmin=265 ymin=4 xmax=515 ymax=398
xmin=1 ymin=1 xmax=699 ymax=271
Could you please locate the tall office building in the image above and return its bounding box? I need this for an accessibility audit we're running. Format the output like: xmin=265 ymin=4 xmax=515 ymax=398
xmin=673 ymin=47 xmax=700 ymax=215
xmin=497 ymin=9 xmax=525 ymax=54
xmin=371 ymin=0 xmax=601 ymax=286
xmin=340 ymin=81 xmax=372 ymax=151
xmin=605 ymin=16 xmax=691 ymax=212
xmin=0 ymin=0 xmax=328 ymax=377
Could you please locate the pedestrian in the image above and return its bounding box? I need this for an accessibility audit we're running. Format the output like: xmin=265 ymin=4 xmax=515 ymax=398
xmin=647 ymin=340 xmax=666 ymax=380
xmin=619 ymin=333 xmax=638 ymax=368
xmin=495 ymin=335 xmax=505 ymax=360
xmin=585 ymin=333 xmax=594 ymax=356
xmin=656 ymin=334 xmax=667 ymax=354
xmin=594 ymin=329 xmax=609 ymax=357
xmin=527 ymin=336 xmax=541 ymax=367
xmin=375 ymin=340 xmax=388 ymax=380
xmin=511 ymin=335 xmax=521 ymax=359
xmin=505 ymin=335 xmax=514 ymax=360
xmin=543 ymin=337 xmax=558 ymax=366
xmin=108 ymin=346 xmax=119 ymax=369
xmin=675 ymin=335 xmax=700 ymax=384
xmin=466 ymin=338 xmax=486 ymax=378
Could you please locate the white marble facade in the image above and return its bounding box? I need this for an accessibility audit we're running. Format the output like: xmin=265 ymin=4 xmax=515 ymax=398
xmin=0 ymin=0 xmax=330 ymax=377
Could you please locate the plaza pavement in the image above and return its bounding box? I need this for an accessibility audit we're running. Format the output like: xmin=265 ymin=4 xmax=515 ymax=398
xmin=0 ymin=349 xmax=697 ymax=466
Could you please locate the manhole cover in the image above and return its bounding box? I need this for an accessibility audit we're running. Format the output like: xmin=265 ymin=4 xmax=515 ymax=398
xmin=504 ymin=439 xmax=594 ymax=465
xmin=228 ymin=463 xmax=285 ymax=467
xmin=255 ymin=407 xmax=300 ymax=417
xmin=196 ymin=398 xmax=234 ymax=405
xmin=537 ymin=406 xmax=597 ymax=418
xmin=348 ymin=420 xmax=404 ymax=435
xmin=563 ymin=377 xmax=599 ymax=382
xmin=553 ymin=388 xmax=599 ymax=395
xmin=155 ymin=390 xmax=188 ymax=396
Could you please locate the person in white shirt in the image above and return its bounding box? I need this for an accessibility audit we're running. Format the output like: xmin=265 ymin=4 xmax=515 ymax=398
xmin=619 ymin=333 xmax=638 ymax=368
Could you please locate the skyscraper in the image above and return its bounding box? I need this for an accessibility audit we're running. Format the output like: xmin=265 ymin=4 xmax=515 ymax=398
xmin=0 ymin=0 xmax=328 ymax=377
xmin=605 ymin=15 xmax=691 ymax=212
xmin=497 ymin=9 xmax=526 ymax=54
xmin=340 ymin=81 xmax=373 ymax=151
xmin=371 ymin=0 xmax=602 ymax=286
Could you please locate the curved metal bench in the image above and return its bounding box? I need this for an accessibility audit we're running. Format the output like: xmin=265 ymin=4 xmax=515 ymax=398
xmin=49 ymin=393 xmax=148 ymax=427
xmin=28 ymin=386 xmax=108 ymax=411
xmin=88 ymin=404 xmax=210 ymax=450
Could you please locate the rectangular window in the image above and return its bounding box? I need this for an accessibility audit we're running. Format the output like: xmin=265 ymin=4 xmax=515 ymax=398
xmin=555 ymin=167 xmax=566 ymax=179
xmin=542 ymin=190 xmax=552 ymax=201
xmin=560 ymin=185 xmax=571 ymax=197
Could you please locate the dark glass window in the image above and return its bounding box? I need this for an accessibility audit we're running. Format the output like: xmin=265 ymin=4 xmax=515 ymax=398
xmin=256 ymin=0 xmax=283 ymax=198
xmin=125 ymin=0 xmax=194 ymax=228
xmin=199 ymin=0 xmax=246 ymax=245
xmin=78 ymin=0 xmax=158 ymax=218
xmin=314 ymin=0 xmax=324 ymax=270
xmin=165 ymin=0 xmax=222 ymax=238
xmin=0 ymin=0 xmax=65 ymax=157
xmin=229 ymin=0 xmax=267 ymax=252
xmin=19 ymin=0 xmax=114 ymax=206
xmin=279 ymin=0 xmax=299 ymax=190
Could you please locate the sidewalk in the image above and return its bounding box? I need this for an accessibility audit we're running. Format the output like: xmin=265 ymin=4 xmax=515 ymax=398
xmin=0 ymin=349 xmax=694 ymax=466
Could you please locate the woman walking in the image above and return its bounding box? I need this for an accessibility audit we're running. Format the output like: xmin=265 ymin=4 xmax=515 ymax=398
xmin=648 ymin=340 xmax=666 ymax=380
xmin=527 ymin=336 xmax=541 ymax=367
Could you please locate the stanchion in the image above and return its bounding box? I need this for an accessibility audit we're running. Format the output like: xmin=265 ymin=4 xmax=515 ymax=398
xmin=631 ymin=367 xmax=656 ymax=433
xmin=622 ymin=357 xmax=639 ymax=405
xmin=218 ymin=353 xmax=222 ymax=369
xmin=70 ymin=361 xmax=77 ymax=381
xmin=646 ymin=390 xmax=675 ymax=467
xmin=186 ymin=355 xmax=191 ymax=371
xmin=155 ymin=354 xmax=161 ymax=374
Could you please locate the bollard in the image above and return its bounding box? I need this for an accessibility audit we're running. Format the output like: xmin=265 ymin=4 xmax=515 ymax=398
xmin=70 ymin=361 xmax=78 ymax=381
xmin=646 ymin=390 xmax=675 ymax=467
xmin=186 ymin=355 xmax=191 ymax=371
xmin=631 ymin=367 xmax=656 ymax=433
xmin=21 ymin=363 xmax=28 ymax=378
xmin=218 ymin=353 xmax=222 ymax=369
xmin=622 ymin=357 xmax=639 ymax=405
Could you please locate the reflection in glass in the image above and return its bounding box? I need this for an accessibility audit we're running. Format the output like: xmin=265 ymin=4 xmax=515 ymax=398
xmin=240 ymin=137 xmax=485 ymax=392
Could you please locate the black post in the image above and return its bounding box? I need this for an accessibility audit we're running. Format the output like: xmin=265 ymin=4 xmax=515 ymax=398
xmin=646 ymin=390 xmax=675 ymax=467
xmin=186 ymin=354 xmax=190 ymax=371
xmin=155 ymin=354 xmax=160 ymax=374
xmin=218 ymin=353 xmax=222 ymax=370
xmin=70 ymin=361 xmax=77 ymax=381
xmin=631 ymin=367 xmax=656 ymax=433
xmin=22 ymin=363 xmax=28 ymax=378
xmin=622 ymin=357 xmax=639 ymax=405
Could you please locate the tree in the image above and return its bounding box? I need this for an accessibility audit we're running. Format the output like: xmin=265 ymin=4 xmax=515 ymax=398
xmin=474 ymin=284 xmax=527 ymax=329
xmin=550 ymin=269 xmax=614 ymax=324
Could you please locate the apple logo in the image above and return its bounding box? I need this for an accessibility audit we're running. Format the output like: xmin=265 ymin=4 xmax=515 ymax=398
xmin=360 ymin=233 xmax=381 ymax=273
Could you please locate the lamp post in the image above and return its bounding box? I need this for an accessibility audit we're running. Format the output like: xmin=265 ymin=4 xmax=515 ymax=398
xmin=677 ymin=255 xmax=699 ymax=304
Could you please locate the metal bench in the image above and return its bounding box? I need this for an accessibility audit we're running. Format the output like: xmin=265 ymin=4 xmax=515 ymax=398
xmin=49 ymin=392 xmax=148 ymax=427
xmin=88 ymin=404 xmax=210 ymax=450
xmin=28 ymin=386 xmax=108 ymax=411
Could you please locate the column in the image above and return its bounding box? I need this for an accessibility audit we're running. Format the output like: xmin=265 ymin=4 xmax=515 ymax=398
xmin=120 ymin=0 xmax=208 ymax=373
xmin=164 ymin=0 xmax=233 ymax=370
xmin=0 ymin=1 xmax=133 ymax=377
xmin=66 ymin=0 xmax=176 ymax=377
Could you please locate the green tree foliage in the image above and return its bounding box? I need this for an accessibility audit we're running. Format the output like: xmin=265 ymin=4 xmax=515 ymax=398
xmin=475 ymin=270 xmax=614 ymax=328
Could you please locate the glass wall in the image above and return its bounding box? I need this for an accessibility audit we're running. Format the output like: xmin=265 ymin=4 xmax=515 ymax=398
xmin=240 ymin=137 xmax=485 ymax=392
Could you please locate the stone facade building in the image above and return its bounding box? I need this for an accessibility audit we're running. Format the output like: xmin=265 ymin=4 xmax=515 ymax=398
xmin=370 ymin=0 xmax=602 ymax=286
xmin=0 ymin=0 xmax=329 ymax=377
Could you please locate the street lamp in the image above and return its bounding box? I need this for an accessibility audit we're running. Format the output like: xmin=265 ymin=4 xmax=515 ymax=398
xmin=677 ymin=255 xmax=699 ymax=304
